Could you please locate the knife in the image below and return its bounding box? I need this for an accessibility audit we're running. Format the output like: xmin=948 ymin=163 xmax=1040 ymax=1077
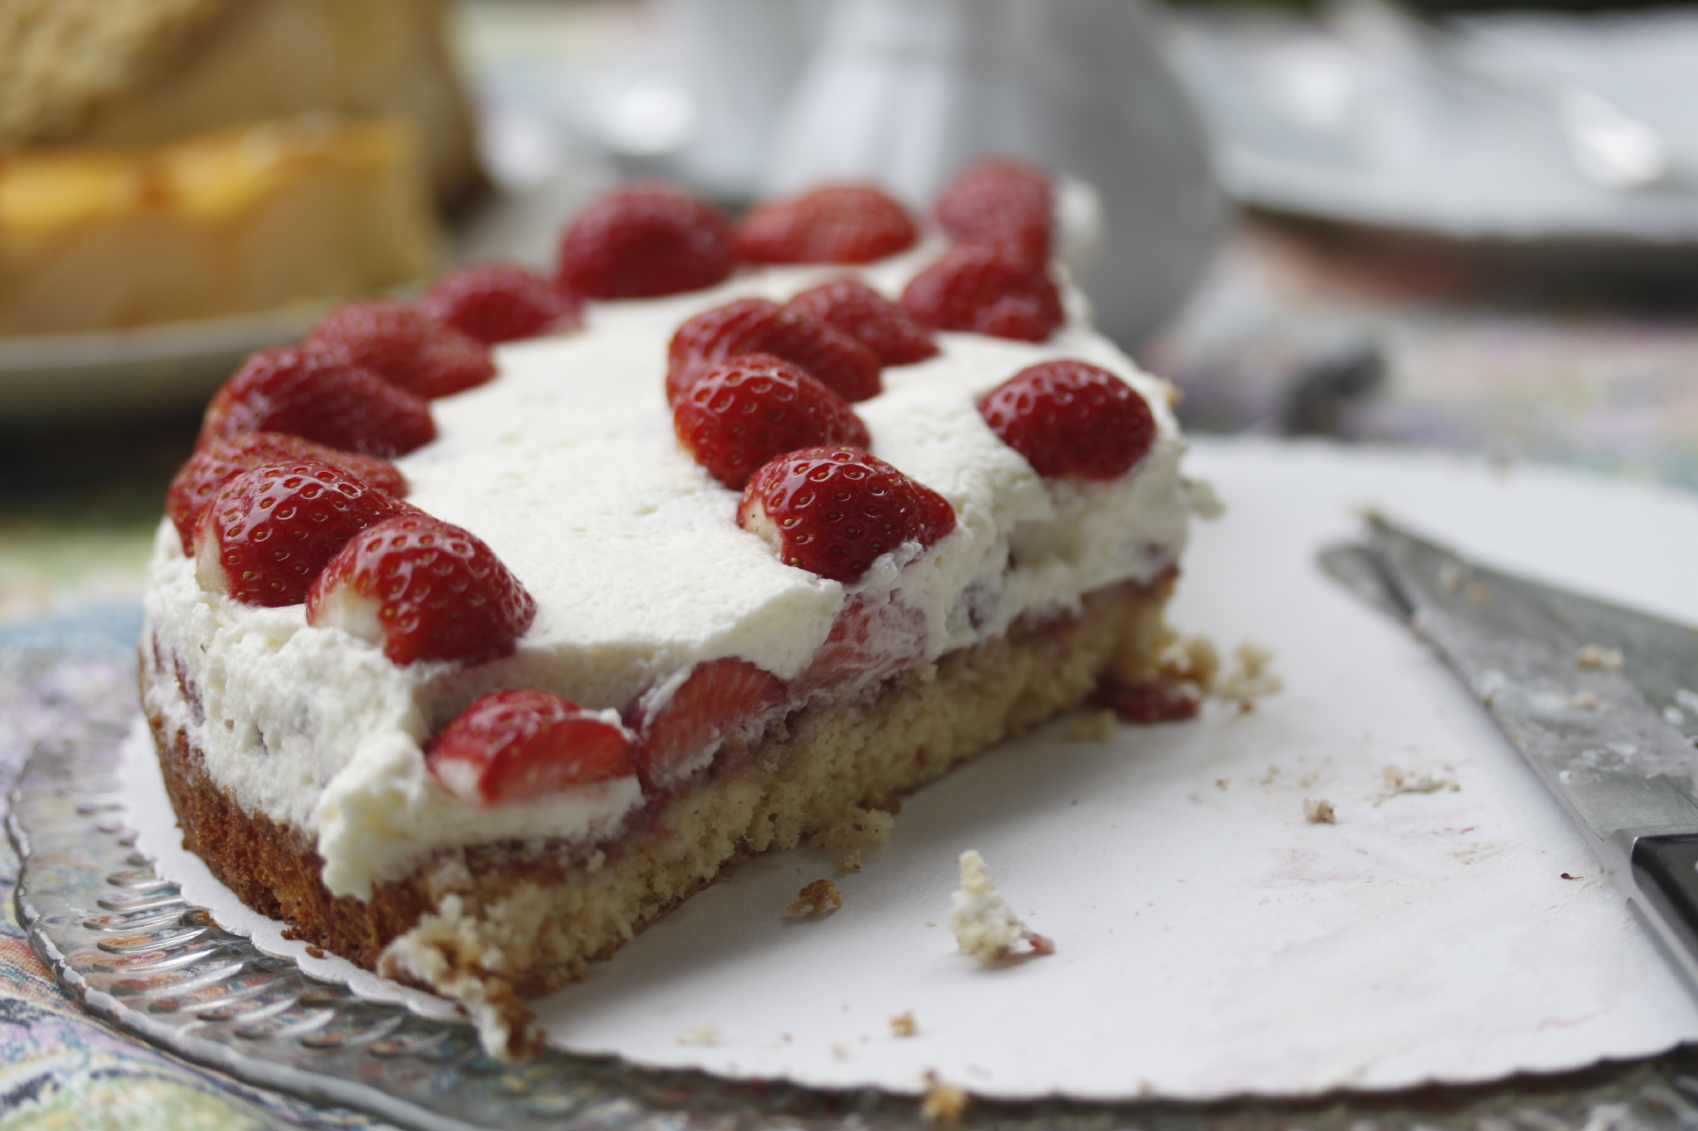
xmin=1320 ymin=515 xmax=1698 ymax=990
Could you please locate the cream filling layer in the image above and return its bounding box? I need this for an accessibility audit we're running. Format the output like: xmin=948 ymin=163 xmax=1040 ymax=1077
xmin=141 ymin=248 xmax=1198 ymax=900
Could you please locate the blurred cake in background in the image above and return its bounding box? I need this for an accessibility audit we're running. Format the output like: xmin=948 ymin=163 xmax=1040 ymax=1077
xmin=0 ymin=0 xmax=480 ymax=336
xmin=1 ymin=116 xmax=443 ymax=334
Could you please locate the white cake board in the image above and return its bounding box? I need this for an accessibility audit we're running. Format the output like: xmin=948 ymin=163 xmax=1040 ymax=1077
xmin=123 ymin=437 xmax=1698 ymax=1102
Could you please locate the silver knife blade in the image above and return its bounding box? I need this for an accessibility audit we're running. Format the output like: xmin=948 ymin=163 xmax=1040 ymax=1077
xmin=1324 ymin=515 xmax=1698 ymax=990
xmin=1320 ymin=538 xmax=1698 ymax=749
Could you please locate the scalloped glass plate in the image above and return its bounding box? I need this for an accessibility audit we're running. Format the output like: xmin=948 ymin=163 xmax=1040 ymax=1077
xmin=14 ymin=690 xmax=1698 ymax=1131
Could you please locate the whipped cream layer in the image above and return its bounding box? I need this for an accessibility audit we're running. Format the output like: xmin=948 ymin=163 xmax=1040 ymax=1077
xmin=142 ymin=245 xmax=1201 ymax=898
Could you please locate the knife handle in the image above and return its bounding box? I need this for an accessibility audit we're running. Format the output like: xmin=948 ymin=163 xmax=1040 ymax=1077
xmin=1630 ymin=835 xmax=1698 ymax=988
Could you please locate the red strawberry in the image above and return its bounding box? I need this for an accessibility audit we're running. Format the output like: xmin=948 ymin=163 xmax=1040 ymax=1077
xmin=199 ymin=346 xmax=436 ymax=458
xmin=797 ymin=593 xmax=928 ymax=690
xmin=1096 ymin=677 xmax=1201 ymax=723
xmin=785 ymin=278 xmax=938 ymax=366
xmin=426 ymin=689 xmax=634 ymax=805
xmin=935 ymin=156 xmax=1054 ymax=268
xmin=420 ymin=262 xmax=583 ymax=344
xmin=673 ymin=355 xmax=870 ymax=490
xmin=666 ymin=297 xmax=881 ymax=405
xmin=732 ymin=183 xmax=918 ymax=265
xmin=977 ymin=359 xmax=1156 ymax=479
xmin=307 ymin=512 xmax=536 ymax=667
xmin=900 ymin=242 xmax=1063 ymax=343
xmin=633 ymin=657 xmax=785 ymax=788
xmin=193 ymin=461 xmax=404 ymax=607
xmin=736 ymin=446 xmax=956 ymax=584
xmin=558 ymin=182 xmax=733 ymax=299
xmin=167 ymin=433 xmax=407 ymax=554
xmin=309 ymin=298 xmax=495 ymax=399
xmin=910 ymin=475 xmax=959 ymax=545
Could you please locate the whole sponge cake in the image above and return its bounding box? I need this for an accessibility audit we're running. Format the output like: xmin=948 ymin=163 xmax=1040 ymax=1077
xmin=141 ymin=165 xmax=1207 ymax=1054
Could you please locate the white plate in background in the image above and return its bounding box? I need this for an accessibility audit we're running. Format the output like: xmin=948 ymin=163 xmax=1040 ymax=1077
xmin=1165 ymin=5 xmax=1698 ymax=242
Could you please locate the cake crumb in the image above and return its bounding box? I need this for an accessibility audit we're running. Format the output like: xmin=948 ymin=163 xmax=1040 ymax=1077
xmin=378 ymin=896 xmax=542 ymax=1060
xmin=922 ymin=1072 xmax=970 ymax=1123
xmin=809 ymin=806 xmax=895 ymax=850
xmin=1303 ymin=798 xmax=1336 ymax=824
xmin=1101 ymin=628 xmax=1217 ymax=722
xmin=1156 ymin=631 xmax=1220 ymax=692
xmin=1576 ymin=644 xmax=1624 ymax=671
xmin=839 ymin=851 xmax=864 ymax=875
xmin=1065 ymin=709 xmax=1118 ymax=742
xmin=1215 ymin=778 xmax=1230 ymax=790
xmin=1571 ymin=690 xmax=1600 ymax=710
xmin=1215 ymin=643 xmax=1283 ymax=706
xmin=949 ymin=850 xmax=1052 ymax=964
xmin=280 ymin=927 xmax=300 ymax=940
xmin=305 ymin=945 xmax=326 ymax=959
xmin=1185 ymin=477 xmax=1225 ymax=520
xmin=1379 ymin=764 xmax=1460 ymax=801
xmin=890 ymin=1011 xmax=918 ymax=1037
xmin=678 ymin=1025 xmax=720 ymax=1046
xmin=787 ymin=879 xmax=843 ymax=917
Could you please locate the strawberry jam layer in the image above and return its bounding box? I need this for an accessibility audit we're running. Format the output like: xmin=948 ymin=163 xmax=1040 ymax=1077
xmin=142 ymin=225 xmax=1206 ymax=901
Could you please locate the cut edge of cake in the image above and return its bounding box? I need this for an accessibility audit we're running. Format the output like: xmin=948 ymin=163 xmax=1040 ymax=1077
xmin=144 ymin=574 xmax=1180 ymax=1056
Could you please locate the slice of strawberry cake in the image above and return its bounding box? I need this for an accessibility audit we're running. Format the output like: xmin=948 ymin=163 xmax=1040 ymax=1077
xmin=141 ymin=161 xmax=1213 ymax=1055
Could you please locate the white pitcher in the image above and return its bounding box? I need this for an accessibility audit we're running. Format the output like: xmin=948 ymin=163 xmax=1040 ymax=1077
xmin=761 ymin=0 xmax=1226 ymax=347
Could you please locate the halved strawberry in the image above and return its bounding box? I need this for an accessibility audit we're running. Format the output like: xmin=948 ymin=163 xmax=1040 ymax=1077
xmin=167 ymin=433 xmax=407 ymax=554
xmin=935 ymin=156 xmax=1053 ymax=268
xmin=900 ymin=242 xmax=1062 ymax=343
xmin=665 ymin=297 xmax=881 ymax=405
xmin=785 ymin=278 xmax=937 ymax=367
xmin=732 ymin=184 xmax=918 ymax=265
xmin=309 ymin=298 xmax=495 ymax=399
xmin=633 ymin=657 xmax=786 ymax=788
xmin=307 ymin=512 xmax=536 ymax=666
xmin=193 ymin=461 xmax=405 ymax=607
xmin=977 ymin=359 xmax=1156 ymax=479
xmin=797 ymin=593 xmax=928 ymax=691
xmin=420 ymin=262 xmax=583 ymax=344
xmin=198 ymin=346 xmax=436 ymax=458
xmin=673 ymin=355 xmax=870 ymax=490
xmin=736 ymin=446 xmax=956 ymax=583
xmin=558 ymin=182 xmax=733 ymax=299
xmin=426 ymin=688 xmax=635 ymax=805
